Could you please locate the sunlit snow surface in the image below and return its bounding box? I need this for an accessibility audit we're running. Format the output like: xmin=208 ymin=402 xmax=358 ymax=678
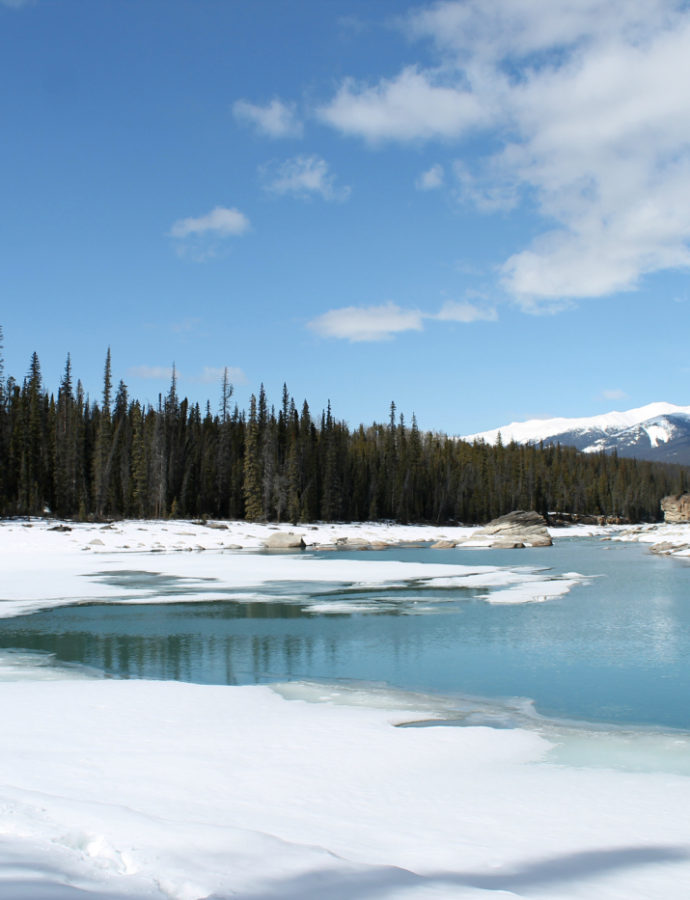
xmin=461 ymin=400 xmax=690 ymax=446
xmin=0 ymin=518 xmax=598 ymax=618
xmin=2 ymin=519 xmax=690 ymax=898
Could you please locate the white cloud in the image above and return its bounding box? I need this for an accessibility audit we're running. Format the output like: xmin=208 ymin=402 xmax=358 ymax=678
xmin=321 ymin=0 xmax=690 ymax=307
xmin=406 ymin=0 xmax=672 ymax=63
xmin=128 ymin=365 xmax=247 ymax=385
xmin=435 ymin=301 xmax=497 ymax=323
xmin=416 ymin=163 xmax=444 ymax=190
xmin=169 ymin=206 xmax=250 ymax=261
xmin=170 ymin=317 xmax=202 ymax=335
xmin=601 ymin=388 xmax=628 ymax=401
xmin=309 ymin=298 xmax=498 ymax=342
xmin=318 ymin=66 xmax=487 ymax=143
xmin=169 ymin=206 xmax=250 ymax=240
xmin=262 ymin=155 xmax=350 ymax=202
xmin=453 ymin=161 xmax=518 ymax=213
xmin=195 ymin=366 xmax=247 ymax=385
xmin=233 ymin=98 xmax=303 ymax=138
xmin=309 ymin=303 xmax=424 ymax=342
xmin=128 ymin=366 xmax=174 ymax=380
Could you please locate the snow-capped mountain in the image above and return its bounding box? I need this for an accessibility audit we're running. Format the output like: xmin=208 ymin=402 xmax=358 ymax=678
xmin=461 ymin=402 xmax=690 ymax=465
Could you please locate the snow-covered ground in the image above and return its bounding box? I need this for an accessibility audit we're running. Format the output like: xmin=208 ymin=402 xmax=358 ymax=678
xmin=612 ymin=522 xmax=690 ymax=558
xmin=2 ymin=673 xmax=690 ymax=899
xmin=2 ymin=517 xmax=690 ymax=898
xmin=0 ymin=516 xmax=609 ymax=557
xmin=0 ymin=517 xmax=601 ymax=618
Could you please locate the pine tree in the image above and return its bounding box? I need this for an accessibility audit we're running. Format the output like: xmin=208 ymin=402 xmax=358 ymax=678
xmin=243 ymin=394 xmax=263 ymax=520
xmin=54 ymin=354 xmax=78 ymax=516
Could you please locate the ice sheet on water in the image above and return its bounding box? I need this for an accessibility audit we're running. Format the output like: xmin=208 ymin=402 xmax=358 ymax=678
xmin=547 ymin=728 xmax=690 ymax=775
xmin=304 ymin=601 xmax=391 ymax=614
xmin=0 ymin=538 xmax=592 ymax=618
xmin=271 ymin=679 xmax=690 ymax=776
xmin=0 ymin=649 xmax=103 ymax=682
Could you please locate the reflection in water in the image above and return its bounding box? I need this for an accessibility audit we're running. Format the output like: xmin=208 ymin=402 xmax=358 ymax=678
xmin=1 ymin=539 xmax=689 ymax=729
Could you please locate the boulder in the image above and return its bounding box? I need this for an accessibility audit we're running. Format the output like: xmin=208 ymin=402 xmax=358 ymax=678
xmin=334 ymin=537 xmax=371 ymax=550
xmin=661 ymin=493 xmax=690 ymax=524
xmin=263 ymin=532 xmax=305 ymax=549
xmin=469 ymin=510 xmax=552 ymax=548
xmin=650 ymin=541 xmax=678 ymax=555
xmin=431 ymin=539 xmax=457 ymax=549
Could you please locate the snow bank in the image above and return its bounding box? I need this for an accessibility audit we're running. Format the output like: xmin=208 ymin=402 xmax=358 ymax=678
xmin=0 ymin=516 xmax=604 ymax=556
xmin=612 ymin=522 xmax=690 ymax=559
xmin=0 ymin=517 xmax=480 ymax=555
xmin=0 ymin=519 xmax=591 ymax=618
xmin=2 ymin=677 xmax=690 ymax=899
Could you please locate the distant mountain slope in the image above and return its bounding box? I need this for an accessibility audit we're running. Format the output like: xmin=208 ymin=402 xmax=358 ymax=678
xmin=461 ymin=402 xmax=690 ymax=465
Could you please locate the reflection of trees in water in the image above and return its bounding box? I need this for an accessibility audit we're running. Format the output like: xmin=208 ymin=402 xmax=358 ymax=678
xmin=0 ymin=622 xmax=321 ymax=685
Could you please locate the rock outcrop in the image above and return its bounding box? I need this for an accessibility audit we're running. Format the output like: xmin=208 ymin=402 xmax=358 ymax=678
xmin=650 ymin=540 xmax=690 ymax=556
xmin=334 ymin=536 xmax=371 ymax=550
xmin=661 ymin=493 xmax=690 ymax=524
xmin=467 ymin=510 xmax=552 ymax=548
xmin=263 ymin=532 xmax=305 ymax=549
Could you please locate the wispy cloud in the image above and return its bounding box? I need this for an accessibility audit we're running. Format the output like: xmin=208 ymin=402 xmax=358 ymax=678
xmin=416 ymin=163 xmax=444 ymax=190
xmin=309 ymin=298 xmax=498 ymax=342
xmin=233 ymin=98 xmax=303 ymax=138
xmin=128 ymin=365 xmax=174 ymax=380
xmin=168 ymin=206 xmax=250 ymax=261
xmin=262 ymin=155 xmax=350 ymax=202
xmin=318 ymin=66 xmax=487 ymax=144
xmin=169 ymin=207 xmax=249 ymax=240
xmin=318 ymin=0 xmax=690 ymax=309
xmin=0 ymin=0 xmax=34 ymax=8
xmin=194 ymin=366 xmax=247 ymax=385
xmin=453 ymin=161 xmax=518 ymax=213
xmin=170 ymin=317 xmax=202 ymax=335
xmin=309 ymin=303 xmax=424 ymax=342
xmin=601 ymin=388 xmax=628 ymax=401
xmin=435 ymin=300 xmax=497 ymax=323
xmin=128 ymin=365 xmax=247 ymax=385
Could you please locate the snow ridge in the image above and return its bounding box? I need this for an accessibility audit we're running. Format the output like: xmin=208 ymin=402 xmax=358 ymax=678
xmin=462 ymin=402 xmax=690 ymax=451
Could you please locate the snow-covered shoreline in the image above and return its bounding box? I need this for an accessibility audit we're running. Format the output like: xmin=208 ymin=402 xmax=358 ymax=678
xmin=5 ymin=514 xmax=688 ymax=558
xmin=0 ymin=515 xmax=612 ymax=556
xmin=0 ymin=517 xmax=604 ymax=619
xmin=612 ymin=521 xmax=690 ymax=558
xmin=2 ymin=518 xmax=690 ymax=898
xmin=2 ymin=676 xmax=690 ymax=899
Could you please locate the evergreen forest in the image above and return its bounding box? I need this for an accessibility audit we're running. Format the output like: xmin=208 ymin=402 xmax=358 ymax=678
xmin=0 ymin=334 xmax=686 ymax=525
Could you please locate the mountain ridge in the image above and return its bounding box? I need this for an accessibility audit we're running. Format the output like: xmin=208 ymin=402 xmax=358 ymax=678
xmin=461 ymin=402 xmax=690 ymax=465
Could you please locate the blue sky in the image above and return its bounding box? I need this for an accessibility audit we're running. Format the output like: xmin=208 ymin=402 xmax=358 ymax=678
xmin=1 ymin=0 xmax=689 ymax=434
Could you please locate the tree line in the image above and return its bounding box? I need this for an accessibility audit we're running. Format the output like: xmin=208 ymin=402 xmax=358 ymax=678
xmin=0 ymin=335 xmax=686 ymax=524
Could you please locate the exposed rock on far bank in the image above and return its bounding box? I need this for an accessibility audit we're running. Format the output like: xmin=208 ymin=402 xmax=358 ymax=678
xmin=263 ymin=532 xmax=305 ymax=549
xmin=650 ymin=540 xmax=690 ymax=556
xmin=661 ymin=493 xmax=690 ymax=524
xmin=465 ymin=510 xmax=553 ymax=548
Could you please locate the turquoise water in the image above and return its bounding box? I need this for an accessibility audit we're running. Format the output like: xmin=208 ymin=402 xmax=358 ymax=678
xmin=1 ymin=538 xmax=689 ymax=730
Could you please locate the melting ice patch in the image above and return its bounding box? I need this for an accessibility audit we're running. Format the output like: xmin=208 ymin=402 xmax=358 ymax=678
xmin=0 ymin=548 xmax=592 ymax=619
xmin=273 ymin=680 xmax=690 ymax=777
xmin=300 ymin=567 xmax=591 ymax=614
xmin=0 ymin=649 xmax=103 ymax=681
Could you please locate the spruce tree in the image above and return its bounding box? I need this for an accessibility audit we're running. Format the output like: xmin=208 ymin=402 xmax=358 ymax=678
xmin=243 ymin=394 xmax=263 ymax=520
